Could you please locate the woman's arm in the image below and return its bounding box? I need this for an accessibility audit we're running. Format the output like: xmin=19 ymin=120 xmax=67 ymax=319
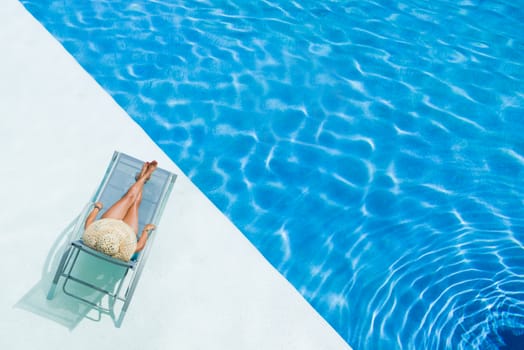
xmin=135 ymin=224 xmax=156 ymax=252
xmin=84 ymin=202 xmax=103 ymax=229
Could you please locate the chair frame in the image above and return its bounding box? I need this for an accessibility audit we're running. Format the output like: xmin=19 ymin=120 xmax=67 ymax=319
xmin=47 ymin=151 xmax=176 ymax=327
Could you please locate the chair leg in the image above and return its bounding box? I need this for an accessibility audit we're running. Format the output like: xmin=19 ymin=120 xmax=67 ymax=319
xmin=47 ymin=246 xmax=73 ymax=300
xmin=115 ymin=310 xmax=126 ymax=328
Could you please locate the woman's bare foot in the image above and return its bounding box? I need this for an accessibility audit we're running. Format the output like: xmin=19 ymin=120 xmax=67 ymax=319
xmin=136 ymin=160 xmax=157 ymax=183
xmin=135 ymin=162 xmax=150 ymax=181
xmin=142 ymin=160 xmax=158 ymax=182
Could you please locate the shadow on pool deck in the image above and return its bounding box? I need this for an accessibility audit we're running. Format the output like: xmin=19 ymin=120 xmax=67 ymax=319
xmin=14 ymin=215 xmax=125 ymax=330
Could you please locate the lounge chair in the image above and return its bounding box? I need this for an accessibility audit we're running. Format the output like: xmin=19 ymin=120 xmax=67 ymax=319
xmin=47 ymin=151 xmax=176 ymax=327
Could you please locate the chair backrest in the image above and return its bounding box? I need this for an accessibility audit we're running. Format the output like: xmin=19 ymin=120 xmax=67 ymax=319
xmin=94 ymin=152 xmax=176 ymax=233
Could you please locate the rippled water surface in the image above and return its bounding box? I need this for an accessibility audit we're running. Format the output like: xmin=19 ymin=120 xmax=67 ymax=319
xmin=20 ymin=0 xmax=524 ymax=348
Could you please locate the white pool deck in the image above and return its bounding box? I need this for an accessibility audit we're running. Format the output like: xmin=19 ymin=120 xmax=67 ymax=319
xmin=0 ymin=1 xmax=350 ymax=349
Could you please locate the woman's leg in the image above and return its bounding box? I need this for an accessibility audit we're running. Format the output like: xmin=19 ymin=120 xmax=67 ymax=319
xmin=122 ymin=188 xmax=142 ymax=234
xmin=101 ymin=161 xmax=157 ymax=224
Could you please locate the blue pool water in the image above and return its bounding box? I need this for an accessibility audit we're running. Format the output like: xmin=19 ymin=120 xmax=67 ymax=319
xmin=20 ymin=0 xmax=524 ymax=348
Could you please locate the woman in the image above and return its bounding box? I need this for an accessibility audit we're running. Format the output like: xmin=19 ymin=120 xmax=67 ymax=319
xmin=82 ymin=160 xmax=158 ymax=261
